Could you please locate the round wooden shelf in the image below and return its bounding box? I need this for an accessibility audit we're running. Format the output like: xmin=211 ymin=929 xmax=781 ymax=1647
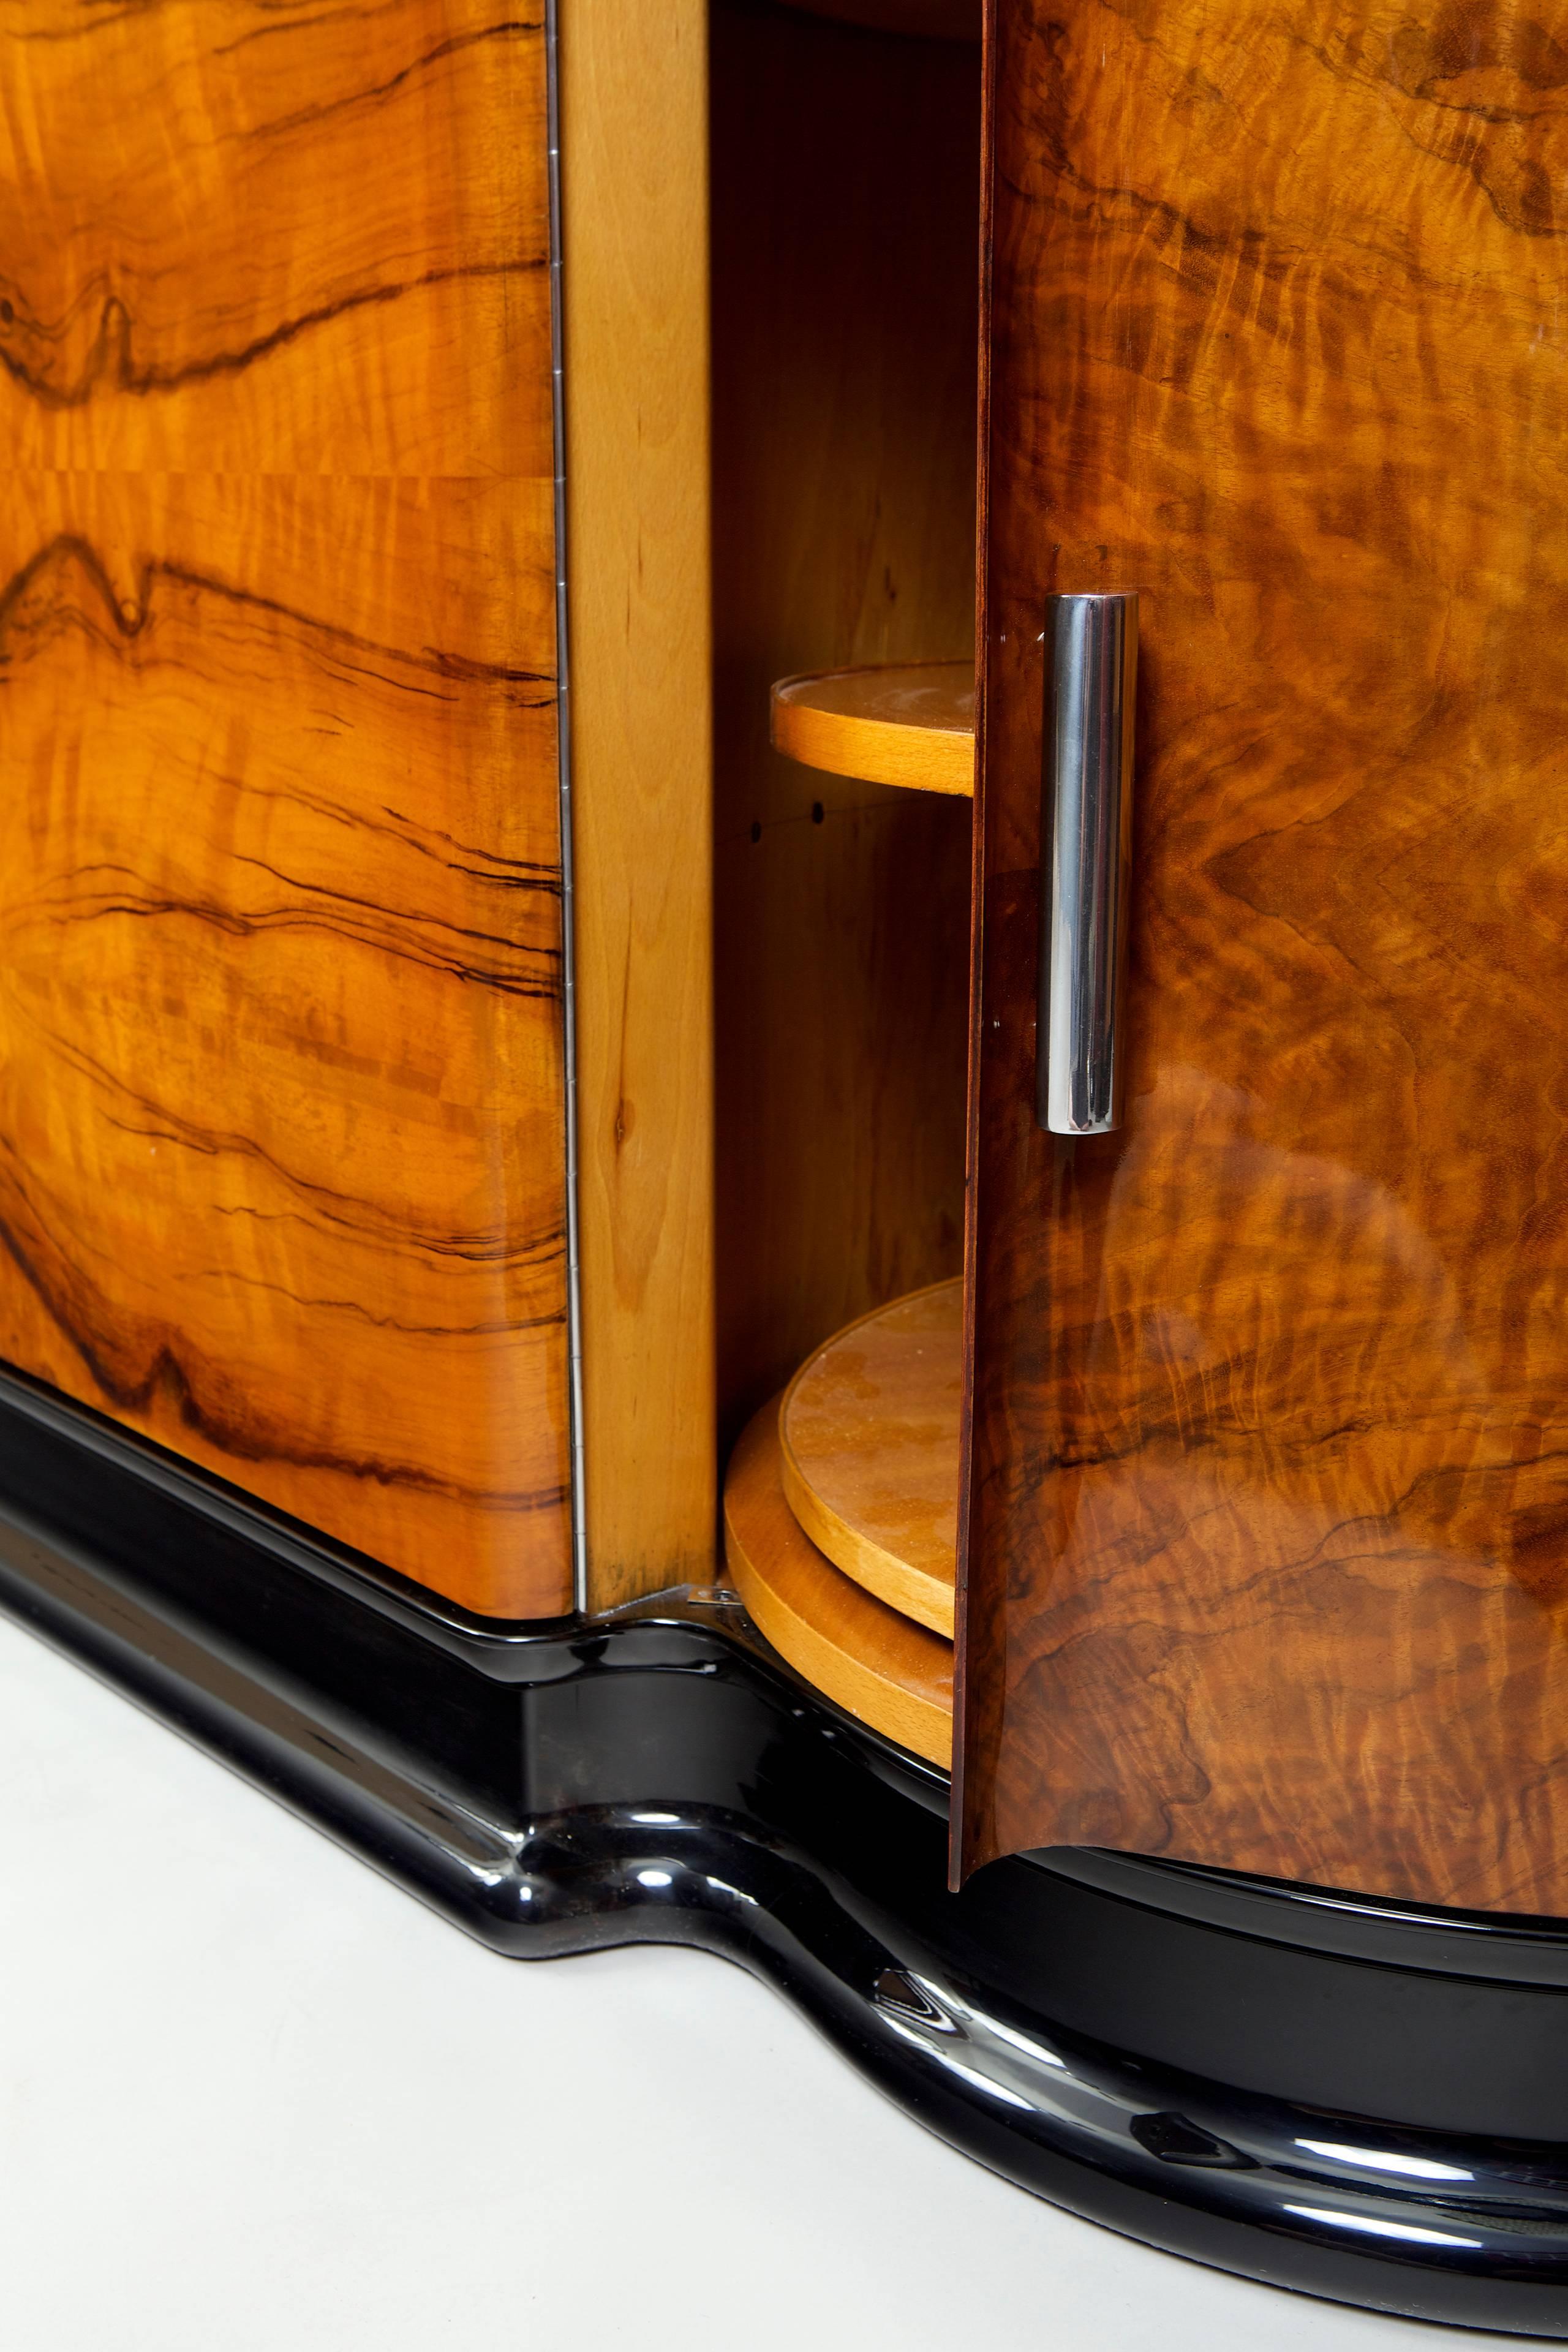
xmin=780 ymin=1279 xmax=960 ymax=1637
xmin=770 ymin=662 xmax=974 ymax=796
xmin=724 ymin=1397 xmax=953 ymax=1766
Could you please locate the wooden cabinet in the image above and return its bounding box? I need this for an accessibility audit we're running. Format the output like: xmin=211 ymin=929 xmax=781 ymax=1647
xmin=11 ymin=7 xmax=1568 ymax=2324
xmin=13 ymin=0 xmax=1568 ymax=1905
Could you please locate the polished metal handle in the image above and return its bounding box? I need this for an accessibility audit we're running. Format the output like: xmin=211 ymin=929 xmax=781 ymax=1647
xmin=1036 ymin=591 xmax=1138 ymax=1136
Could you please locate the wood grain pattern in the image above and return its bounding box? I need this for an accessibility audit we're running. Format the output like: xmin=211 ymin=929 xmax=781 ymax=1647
xmin=780 ymin=1278 xmax=959 ymax=1634
xmin=726 ymin=1395 xmax=952 ymax=1763
xmin=957 ymin=0 xmax=1568 ymax=1906
xmin=712 ymin=0 xmax=978 ymax=1449
xmin=0 ymin=2 xmax=570 ymax=1615
xmin=561 ymin=0 xmax=717 ymax=1610
xmin=771 ymin=662 xmax=975 ymax=796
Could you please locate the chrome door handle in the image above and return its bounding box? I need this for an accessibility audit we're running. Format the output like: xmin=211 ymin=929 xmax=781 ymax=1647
xmin=1036 ymin=590 xmax=1139 ymax=1136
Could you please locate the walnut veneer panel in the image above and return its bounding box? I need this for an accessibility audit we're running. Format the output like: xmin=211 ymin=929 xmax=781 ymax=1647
xmin=957 ymin=0 xmax=1568 ymax=1906
xmin=0 ymin=2 xmax=570 ymax=1615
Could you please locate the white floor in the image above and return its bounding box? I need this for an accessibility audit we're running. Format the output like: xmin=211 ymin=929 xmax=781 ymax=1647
xmin=0 ymin=1609 xmax=1523 ymax=2352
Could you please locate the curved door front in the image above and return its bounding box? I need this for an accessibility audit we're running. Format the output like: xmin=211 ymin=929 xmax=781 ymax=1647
xmin=959 ymin=0 xmax=1568 ymax=1910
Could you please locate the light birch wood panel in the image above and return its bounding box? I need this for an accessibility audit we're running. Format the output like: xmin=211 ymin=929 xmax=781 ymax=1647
xmin=561 ymin=0 xmax=717 ymax=1610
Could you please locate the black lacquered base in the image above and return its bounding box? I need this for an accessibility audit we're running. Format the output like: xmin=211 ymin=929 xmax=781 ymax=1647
xmin=1 ymin=1373 xmax=1567 ymax=2332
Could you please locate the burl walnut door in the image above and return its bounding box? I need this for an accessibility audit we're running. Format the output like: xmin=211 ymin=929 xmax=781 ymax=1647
xmin=957 ymin=0 xmax=1568 ymax=1909
xmin=0 ymin=4 xmax=571 ymax=1616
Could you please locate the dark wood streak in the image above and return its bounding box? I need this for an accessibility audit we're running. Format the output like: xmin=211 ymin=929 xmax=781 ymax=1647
xmin=0 ymin=535 xmax=554 ymax=692
xmin=957 ymin=0 xmax=1568 ymax=1910
xmin=0 ymin=0 xmax=571 ymax=1612
xmin=0 ymin=1151 xmax=567 ymax=1509
xmin=2 ymin=540 xmax=562 ymax=1000
xmin=244 ymin=17 xmax=543 ymax=133
xmin=0 ymin=263 xmax=545 ymax=412
xmin=5 ymin=2 xmax=180 ymax=42
xmin=206 ymin=7 xmax=445 ymax=60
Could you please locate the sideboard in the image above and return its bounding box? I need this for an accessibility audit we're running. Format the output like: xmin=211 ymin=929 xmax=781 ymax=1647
xmin=5 ymin=0 xmax=1568 ymax=2328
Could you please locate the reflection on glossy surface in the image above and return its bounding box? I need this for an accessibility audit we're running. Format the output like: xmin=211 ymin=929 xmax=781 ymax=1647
xmin=1038 ymin=593 xmax=1137 ymax=1136
xmin=4 ymin=1354 xmax=1568 ymax=2331
xmin=1295 ymin=2141 xmax=1474 ymax=2185
xmin=960 ymin=0 xmax=1568 ymax=1905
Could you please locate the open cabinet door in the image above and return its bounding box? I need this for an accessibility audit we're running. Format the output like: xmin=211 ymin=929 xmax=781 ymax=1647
xmin=956 ymin=0 xmax=1568 ymax=1909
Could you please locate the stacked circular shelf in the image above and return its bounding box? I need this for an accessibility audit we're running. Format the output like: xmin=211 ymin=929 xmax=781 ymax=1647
xmin=724 ymin=662 xmax=974 ymax=1766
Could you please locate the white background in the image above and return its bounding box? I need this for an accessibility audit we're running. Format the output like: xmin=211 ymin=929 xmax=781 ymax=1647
xmin=0 ymin=1608 xmax=1520 ymax=2351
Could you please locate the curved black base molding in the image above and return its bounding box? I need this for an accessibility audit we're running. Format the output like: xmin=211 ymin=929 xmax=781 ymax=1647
xmin=0 ymin=1374 xmax=1567 ymax=2331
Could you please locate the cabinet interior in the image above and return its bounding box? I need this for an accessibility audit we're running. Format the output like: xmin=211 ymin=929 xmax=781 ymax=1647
xmin=710 ymin=0 xmax=981 ymax=1456
xmin=707 ymin=0 xmax=980 ymax=1746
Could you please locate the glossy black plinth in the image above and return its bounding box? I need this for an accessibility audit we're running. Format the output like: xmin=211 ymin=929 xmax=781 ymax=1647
xmin=0 ymin=1371 xmax=1567 ymax=2332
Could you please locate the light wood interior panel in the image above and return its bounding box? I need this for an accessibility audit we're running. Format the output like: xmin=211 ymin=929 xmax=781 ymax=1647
xmin=0 ymin=2 xmax=570 ymax=1615
xmin=712 ymin=0 xmax=980 ymax=1451
xmin=562 ymin=0 xmax=717 ymax=1611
